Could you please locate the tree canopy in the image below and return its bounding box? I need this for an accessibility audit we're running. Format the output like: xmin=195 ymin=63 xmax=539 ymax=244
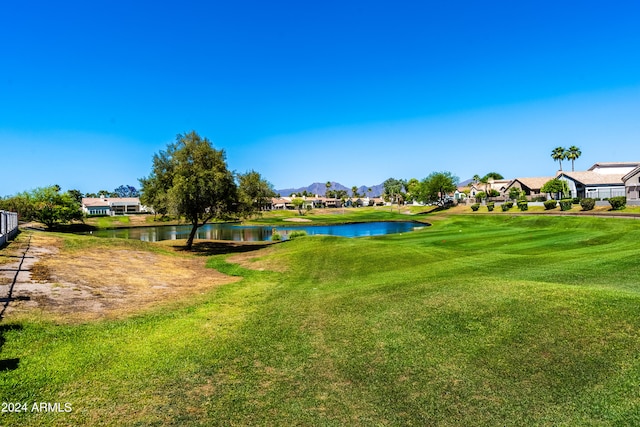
xmin=139 ymin=131 xmax=240 ymax=249
xmin=418 ymin=171 xmax=459 ymax=206
xmin=541 ymin=178 xmax=569 ymax=199
xmin=566 ymin=146 xmax=581 ymax=172
xmin=113 ymin=185 xmax=140 ymax=198
xmin=0 ymin=186 xmax=83 ymax=229
xmin=237 ymin=170 xmax=276 ymax=217
xmin=551 ymin=147 xmax=567 ymax=171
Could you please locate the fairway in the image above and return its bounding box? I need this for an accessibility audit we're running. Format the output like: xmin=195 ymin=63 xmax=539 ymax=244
xmin=2 ymin=214 xmax=640 ymax=425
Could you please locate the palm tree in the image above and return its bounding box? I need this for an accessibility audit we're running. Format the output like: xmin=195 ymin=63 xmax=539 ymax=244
xmin=566 ymin=146 xmax=581 ymax=172
xmin=325 ymin=181 xmax=332 ymax=197
xmin=551 ymin=147 xmax=567 ymax=171
xmin=351 ymin=186 xmax=359 ymax=198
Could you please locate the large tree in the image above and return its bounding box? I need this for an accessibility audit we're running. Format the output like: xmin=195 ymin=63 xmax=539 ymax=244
xmin=113 ymin=184 xmax=140 ymax=198
xmin=237 ymin=170 xmax=276 ymax=217
xmin=566 ymin=146 xmax=581 ymax=172
xmin=140 ymin=131 xmax=239 ymax=249
xmin=419 ymin=171 xmax=459 ymax=206
xmin=541 ymin=178 xmax=569 ymax=200
xmin=31 ymin=186 xmax=83 ymax=229
xmin=383 ymin=177 xmax=404 ymax=205
xmin=551 ymin=147 xmax=567 ymax=171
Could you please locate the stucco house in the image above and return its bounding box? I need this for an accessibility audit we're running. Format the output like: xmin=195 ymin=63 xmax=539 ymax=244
xmin=82 ymin=197 xmax=148 ymax=216
xmin=469 ymin=179 xmax=511 ymax=198
xmin=503 ymin=177 xmax=554 ymax=200
xmin=557 ymin=162 xmax=639 ymax=199
xmin=622 ymin=166 xmax=640 ymax=205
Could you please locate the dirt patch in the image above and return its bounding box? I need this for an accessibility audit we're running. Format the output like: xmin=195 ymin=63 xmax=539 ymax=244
xmin=283 ymin=217 xmax=312 ymax=222
xmin=0 ymin=232 xmax=241 ymax=323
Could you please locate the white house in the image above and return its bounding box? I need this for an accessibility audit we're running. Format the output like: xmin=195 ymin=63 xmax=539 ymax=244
xmin=623 ymin=166 xmax=640 ymax=205
xmin=557 ymin=162 xmax=639 ymax=199
xmin=82 ymin=197 xmax=148 ymax=216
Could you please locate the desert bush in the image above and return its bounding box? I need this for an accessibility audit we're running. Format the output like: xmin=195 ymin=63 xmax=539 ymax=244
xmin=559 ymin=199 xmax=573 ymax=211
xmin=288 ymin=230 xmax=308 ymax=240
xmin=487 ymin=202 xmax=495 ymax=212
xmin=544 ymin=200 xmax=557 ymax=210
xmin=580 ymin=198 xmax=596 ymax=211
xmin=517 ymin=201 xmax=528 ymax=211
xmin=501 ymin=202 xmax=513 ymax=211
xmin=609 ymin=196 xmax=627 ymax=210
xmin=471 ymin=203 xmax=480 ymax=211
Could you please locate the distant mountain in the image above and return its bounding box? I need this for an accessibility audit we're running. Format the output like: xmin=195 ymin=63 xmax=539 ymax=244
xmin=276 ymin=182 xmax=384 ymax=197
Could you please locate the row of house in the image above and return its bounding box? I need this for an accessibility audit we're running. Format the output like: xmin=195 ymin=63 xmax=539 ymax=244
xmin=270 ymin=196 xmax=387 ymax=210
xmin=80 ymin=194 xmax=388 ymax=216
xmin=82 ymin=161 xmax=640 ymax=216
xmin=467 ymin=162 xmax=640 ymax=204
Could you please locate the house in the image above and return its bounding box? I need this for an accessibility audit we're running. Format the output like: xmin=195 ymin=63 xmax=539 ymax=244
xmin=469 ymin=179 xmax=511 ymax=199
xmin=269 ymin=196 xmax=343 ymax=210
xmin=623 ymin=166 xmax=640 ymax=205
xmin=557 ymin=162 xmax=639 ymax=199
xmin=504 ymin=177 xmax=554 ymax=200
xmin=82 ymin=197 xmax=148 ymax=216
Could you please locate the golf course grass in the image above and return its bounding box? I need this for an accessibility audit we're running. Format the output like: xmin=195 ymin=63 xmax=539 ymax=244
xmin=2 ymin=213 xmax=640 ymax=425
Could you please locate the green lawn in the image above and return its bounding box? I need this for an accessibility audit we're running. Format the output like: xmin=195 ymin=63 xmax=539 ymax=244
xmin=2 ymin=214 xmax=640 ymax=425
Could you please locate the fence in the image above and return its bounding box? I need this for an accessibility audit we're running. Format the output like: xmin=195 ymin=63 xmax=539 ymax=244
xmin=0 ymin=210 xmax=19 ymax=247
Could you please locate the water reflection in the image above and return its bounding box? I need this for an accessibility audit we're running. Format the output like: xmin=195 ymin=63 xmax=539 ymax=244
xmin=84 ymin=221 xmax=421 ymax=242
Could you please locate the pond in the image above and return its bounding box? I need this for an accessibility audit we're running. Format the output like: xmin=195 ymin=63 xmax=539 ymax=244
xmin=83 ymin=221 xmax=425 ymax=242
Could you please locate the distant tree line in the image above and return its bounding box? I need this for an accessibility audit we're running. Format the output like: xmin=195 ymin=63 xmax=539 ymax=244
xmin=0 ymin=185 xmax=83 ymax=229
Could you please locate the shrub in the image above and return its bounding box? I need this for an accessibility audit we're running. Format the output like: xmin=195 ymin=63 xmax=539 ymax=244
xmin=580 ymin=198 xmax=595 ymax=211
xmin=543 ymin=200 xmax=557 ymax=210
xmin=532 ymin=196 xmax=547 ymax=202
xmin=501 ymin=202 xmax=513 ymax=211
xmin=609 ymin=196 xmax=627 ymax=210
xmin=517 ymin=201 xmax=528 ymax=211
xmin=471 ymin=203 xmax=480 ymax=211
xmin=487 ymin=202 xmax=495 ymax=212
xmin=271 ymin=232 xmax=282 ymax=241
xmin=559 ymin=199 xmax=573 ymax=211
xmin=288 ymin=230 xmax=308 ymax=240
xmin=572 ymin=198 xmax=581 ymax=204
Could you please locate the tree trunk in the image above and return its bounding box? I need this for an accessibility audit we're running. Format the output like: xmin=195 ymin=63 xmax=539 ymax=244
xmin=185 ymin=221 xmax=199 ymax=250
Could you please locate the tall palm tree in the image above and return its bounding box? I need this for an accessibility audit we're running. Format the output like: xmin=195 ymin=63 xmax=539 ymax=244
xmin=325 ymin=181 xmax=332 ymax=197
xmin=551 ymin=147 xmax=567 ymax=171
xmin=566 ymin=146 xmax=581 ymax=172
xmin=351 ymin=186 xmax=359 ymax=198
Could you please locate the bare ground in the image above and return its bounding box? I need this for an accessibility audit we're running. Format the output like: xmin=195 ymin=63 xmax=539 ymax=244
xmin=0 ymin=232 xmax=243 ymax=323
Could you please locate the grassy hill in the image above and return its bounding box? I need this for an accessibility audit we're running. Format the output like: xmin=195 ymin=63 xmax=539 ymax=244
xmin=2 ymin=214 xmax=640 ymax=425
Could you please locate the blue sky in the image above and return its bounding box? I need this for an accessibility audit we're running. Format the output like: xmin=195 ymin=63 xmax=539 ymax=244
xmin=2 ymin=1 xmax=640 ymax=196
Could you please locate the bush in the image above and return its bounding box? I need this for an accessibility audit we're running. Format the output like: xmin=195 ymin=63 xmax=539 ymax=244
xmin=532 ymin=196 xmax=547 ymax=202
xmin=559 ymin=199 xmax=573 ymax=211
xmin=288 ymin=230 xmax=308 ymax=240
xmin=580 ymin=198 xmax=595 ymax=211
xmin=543 ymin=200 xmax=557 ymax=210
xmin=517 ymin=201 xmax=528 ymax=211
xmin=471 ymin=203 xmax=480 ymax=211
xmin=271 ymin=232 xmax=282 ymax=241
xmin=501 ymin=202 xmax=513 ymax=211
xmin=486 ymin=202 xmax=495 ymax=212
xmin=572 ymin=198 xmax=581 ymax=204
xmin=609 ymin=196 xmax=627 ymax=210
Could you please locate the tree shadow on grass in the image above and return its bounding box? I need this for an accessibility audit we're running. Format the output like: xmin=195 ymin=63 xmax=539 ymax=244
xmin=176 ymin=241 xmax=274 ymax=256
xmin=0 ymin=324 xmax=22 ymax=372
